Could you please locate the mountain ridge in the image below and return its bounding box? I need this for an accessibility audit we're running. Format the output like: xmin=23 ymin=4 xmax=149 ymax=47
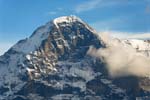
xmin=0 ymin=16 xmax=150 ymax=100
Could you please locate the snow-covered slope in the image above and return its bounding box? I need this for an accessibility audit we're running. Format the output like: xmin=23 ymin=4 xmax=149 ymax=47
xmin=0 ymin=16 xmax=150 ymax=100
xmin=123 ymin=39 xmax=150 ymax=57
xmin=0 ymin=16 xmax=103 ymax=100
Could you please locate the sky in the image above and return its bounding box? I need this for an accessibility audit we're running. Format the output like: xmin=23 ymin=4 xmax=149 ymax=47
xmin=0 ymin=0 xmax=150 ymax=55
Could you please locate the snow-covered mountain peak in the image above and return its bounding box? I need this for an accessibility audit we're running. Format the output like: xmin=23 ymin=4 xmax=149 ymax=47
xmin=9 ymin=15 xmax=97 ymax=55
xmin=53 ymin=15 xmax=83 ymax=24
xmin=53 ymin=15 xmax=96 ymax=33
xmin=122 ymin=39 xmax=150 ymax=57
xmin=1 ymin=16 xmax=150 ymax=100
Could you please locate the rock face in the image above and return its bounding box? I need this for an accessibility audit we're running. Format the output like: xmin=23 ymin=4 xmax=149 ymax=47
xmin=0 ymin=16 xmax=150 ymax=100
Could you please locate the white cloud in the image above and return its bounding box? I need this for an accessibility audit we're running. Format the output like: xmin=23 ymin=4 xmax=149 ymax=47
xmin=57 ymin=7 xmax=63 ymax=11
xmin=98 ymin=31 xmax=131 ymax=39
xmin=126 ymin=33 xmax=150 ymax=39
xmin=75 ymin=0 xmax=130 ymax=13
xmin=46 ymin=7 xmax=64 ymax=16
xmin=47 ymin=11 xmax=57 ymax=15
xmin=98 ymin=31 xmax=150 ymax=39
xmin=87 ymin=33 xmax=150 ymax=77
xmin=75 ymin=0 xmax=102 ymax=13
xmin=0 ymin=43 xmax=13 ymax=55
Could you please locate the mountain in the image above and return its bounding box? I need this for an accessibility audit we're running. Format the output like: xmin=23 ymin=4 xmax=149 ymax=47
xmin=123 ymin=39 xmax=150 ymax=57
xmin=0 ymin=16 xmax=150 ymax=100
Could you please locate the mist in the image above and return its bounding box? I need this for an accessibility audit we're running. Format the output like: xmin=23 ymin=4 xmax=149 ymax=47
xmin=87 ymin=32 xmax=150 ymax=77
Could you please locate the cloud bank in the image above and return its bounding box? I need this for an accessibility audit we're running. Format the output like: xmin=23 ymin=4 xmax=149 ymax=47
xmin=99 ymin=31 xmax=150 ymax=39
xmin=87 ymin=32 xmax=150 ymax=77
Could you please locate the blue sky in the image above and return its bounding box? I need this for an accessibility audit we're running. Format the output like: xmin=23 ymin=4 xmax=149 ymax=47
xmin=0 ymin=0 xmax=150 ymax=55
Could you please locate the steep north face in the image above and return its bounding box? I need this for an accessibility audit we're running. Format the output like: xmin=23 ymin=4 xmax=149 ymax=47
xmin=0 ymin=16 xmax=150 ymax=100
